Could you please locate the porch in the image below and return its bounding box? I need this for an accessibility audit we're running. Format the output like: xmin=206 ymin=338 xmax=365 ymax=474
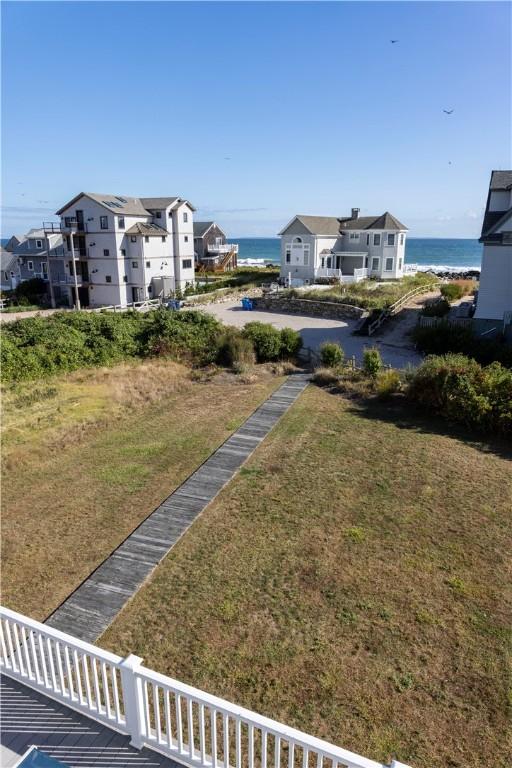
xmin=316 ymin=252 xmax=368 ymax=283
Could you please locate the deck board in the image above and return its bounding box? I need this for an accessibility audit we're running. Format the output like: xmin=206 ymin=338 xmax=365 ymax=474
xmin=45 ymin=374 xmax=310 ymax=643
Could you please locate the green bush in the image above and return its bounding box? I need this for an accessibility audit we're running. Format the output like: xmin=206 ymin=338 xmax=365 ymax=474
xmin=363 ymin=347 xmax=382 ymax=378
xmin=217 ymin=327 xmax=255 ymax=369
xmin=421 ymin=298 xmax=450 ymax=317
xmin=320 ymin=342 xmax=344 ymax=368
xmin=279 ymin=327 xmax=302 ymax=359
xmin=14 ymin=277 xmax=48 ymax=305
xmin=242 ymin=322 xmax=282 ymax=362
xmin=412 ymin=323 xmax=512 ymax=368
xmin=376 ymin=369 xmax=401 ymax=399
xmin=408 ymin=354 xmax=512 ymax=435
xmin=440 ymin=283 xmax=464 ymax=302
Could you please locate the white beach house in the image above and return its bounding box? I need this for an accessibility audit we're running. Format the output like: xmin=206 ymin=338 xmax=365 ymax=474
xmin=278 ymin=208 xmax=409 ymax=286
xmin=474 ymin=170 xmax=512 ymax=338
xmin=44 ymin=193 xmax=196 ymax=308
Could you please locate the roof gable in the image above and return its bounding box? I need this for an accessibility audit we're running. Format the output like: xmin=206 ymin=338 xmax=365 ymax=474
xmin=339 ymin=212 xmax=407 ymax=231
xmin=279 ymin=216 xmax=341 ymax=236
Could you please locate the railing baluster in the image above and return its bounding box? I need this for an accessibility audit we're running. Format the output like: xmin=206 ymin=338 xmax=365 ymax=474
xmin=20 ymin=626 xmax=33 ymax=679
xmin=211 ymin=708 xmax=217 ymax=768
xmin=176 ymin=693 xmax=184 ymax=753
xmin=55 ymin=641 xmax=67 ymax=696
xmin=111 ymin=665 xmax=122 ymax=723
xmin=188 ymin=697 xmax=195 ymax=759
xmin=199 ymin=703 xmax=206 ymax=764
xmin=72 ymin=649 xmax=84 ymax=704
xmin=248 ymin=723 xmax=254 ymax=768
xmin=154 ymin=684 xmax=162 ymax=744
xmin=262 ymin=729 xmax=268 ymax=768
xmin=64 ymin=645 xmax=75 ymax=700
xmin=101 ymin=661 xmax=112 ymax=718
xmin=28 ymin=630 xmax=41 ymax=684
xmin=275 ymin=735 xmax=281 ymax=768
xmin=288 ymin=741 xmax=295 ymax=768
xmin=91 ymin=656 xmax=102 ymax=713
xmin=82 ymin=653 xmax=93 ymax=708
xmin=4 ymin=619 xmax=17 ymax=672
xmin=143 ymin=679 xmax=152 ymax=739
xmin=164 ymin=689 xmax=173 ymax=750
xmin=0 ymin=619 xmax=11 ymax=669
xmin=46 ymin=636 xmax=57 ymax=690
xmin=302 ymin=747 xmax=309 ymax=768
xmin=235 ymin=718 xmax=241 ymax=768
xmin=316 ymin=753 xmax=323 ymax=768
xmin=13 ymin=623 xmax=25 ymax=675
xmin=223 ymin=713 xmax=229 ymax=768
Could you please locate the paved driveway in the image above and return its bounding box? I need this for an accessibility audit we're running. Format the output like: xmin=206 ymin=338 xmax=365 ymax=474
xmin=200 ymin=300 xmax=423 ymax=368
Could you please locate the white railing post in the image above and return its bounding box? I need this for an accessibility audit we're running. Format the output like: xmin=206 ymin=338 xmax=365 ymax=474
xmin=119 ymin=653 xmax=146 ymax=749
xmin=390 ymin=761 xmax=411 ymax=768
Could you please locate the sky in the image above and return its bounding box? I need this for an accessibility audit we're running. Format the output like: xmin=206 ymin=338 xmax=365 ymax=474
xmin=1 ymin=1 xmax=511 ymax=238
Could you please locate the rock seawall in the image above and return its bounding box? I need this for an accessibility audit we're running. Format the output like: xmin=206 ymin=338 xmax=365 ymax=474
xmin=252 ymin=295 xmax=366 ymax=320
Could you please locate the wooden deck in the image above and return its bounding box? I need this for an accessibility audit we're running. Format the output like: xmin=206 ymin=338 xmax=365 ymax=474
xmin=45 ymin=374 xmax=310 ymax=643
xmin=0 ymin=675 xmax=181 ymax=767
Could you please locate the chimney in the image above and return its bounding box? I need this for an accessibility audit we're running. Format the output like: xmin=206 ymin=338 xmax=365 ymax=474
xmin=351 ymin=207 xmax=360 ymax=220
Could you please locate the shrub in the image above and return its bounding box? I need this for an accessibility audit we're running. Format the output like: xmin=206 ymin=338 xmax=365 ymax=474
xmin=14 ymin=277 xmax=48 ymax=305
xmin=440 ymin=283 xmax=465 ymax=302
xmin=412 ymin=322 xmax=512 ymax=368
xmin=363 ymin=347 xmax=382 ymax=378
xmin=421 ymin=298 xmax=450 ymax=317
xmin=217 ymin=328 xmax=255 ymax=369
xmin=407 ymin=354 xmax=512 ymax=435
xmin=320 ymin=342 xmax=344 ymax=368
xmin=279 ymin=327 xmax=302 ymax=359
xmin=312 ymin=367 xmax=339 ymax=387
xmin=242 ymin=322 xmax=282 ymax=362
xmin=376 ymin=369 xmax=401 ymax=399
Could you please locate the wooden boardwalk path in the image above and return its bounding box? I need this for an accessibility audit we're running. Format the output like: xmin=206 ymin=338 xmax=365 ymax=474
xmin=46 ymin=374 xmax=310 ymax=643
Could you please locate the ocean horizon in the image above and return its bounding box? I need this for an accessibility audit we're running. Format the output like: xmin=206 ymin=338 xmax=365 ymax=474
xmin=232 ymin=237 xmax=482 ymax=273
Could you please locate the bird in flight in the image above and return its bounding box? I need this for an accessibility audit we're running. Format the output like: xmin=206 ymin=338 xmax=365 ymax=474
xmin=390 ymin=39 xmax=399 ymax=43
xmin=443 ymin=109 xmax=454 ymax=114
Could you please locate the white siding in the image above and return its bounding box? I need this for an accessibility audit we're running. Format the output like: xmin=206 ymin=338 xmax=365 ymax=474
xmin=474 ymin=244 xmax=512 ymax=321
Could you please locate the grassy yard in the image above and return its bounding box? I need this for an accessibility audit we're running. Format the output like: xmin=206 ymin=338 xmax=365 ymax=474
xmin=1 ymin=359 xmax=283 ymax=620
xmin=102 ymin=385 xmax=512 ymax=768
xmin=296 ymin=273 xmax=438 ymax=310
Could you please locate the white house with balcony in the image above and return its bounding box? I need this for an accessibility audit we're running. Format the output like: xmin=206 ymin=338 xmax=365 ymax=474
xmin=44 ymin=192 xmax=196 ymax=308
xmin=279 ymin=208 xmax=408 ymax=286
xmin=473 ymin=170 xmax=512 ymax=338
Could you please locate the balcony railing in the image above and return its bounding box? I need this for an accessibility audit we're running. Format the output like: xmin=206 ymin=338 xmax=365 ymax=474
xmin=43 ymin=221 xmax=89 ymax=234
xmin=0 ymin=605 xmax=410 ymax=768
xmin=206 ymin=243 xmax=239 ymax=254
xmin=315 ymin=267 xmax=368 ymax=283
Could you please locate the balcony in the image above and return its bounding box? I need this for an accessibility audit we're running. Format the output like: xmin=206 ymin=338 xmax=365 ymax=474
xmin=43 ymin=220 xmax=89 ymax=234
xmin=315 ymin=266 xmax=368 ymax=283
xmin=206 ymin=242 xmax=239 ymax=254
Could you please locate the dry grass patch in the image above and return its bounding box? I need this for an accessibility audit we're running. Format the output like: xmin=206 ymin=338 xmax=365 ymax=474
xmin=102 ymin=386 xmax=512 ymax=768
xmin=1 ymin=359 xmax=283 ymax=618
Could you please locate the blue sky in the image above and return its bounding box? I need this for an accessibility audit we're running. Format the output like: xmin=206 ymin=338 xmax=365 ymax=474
xmin=1 ymin=1 xmax=510 ymax=238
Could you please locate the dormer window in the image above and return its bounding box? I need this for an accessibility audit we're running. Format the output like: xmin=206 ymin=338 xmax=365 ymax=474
xmin=349 ymin=233 xmax=360 ymax=240
xmin=155 ymin=211 xmax=162 ymax=219
xmin=36 ymin=240 xmax=43 ymax=249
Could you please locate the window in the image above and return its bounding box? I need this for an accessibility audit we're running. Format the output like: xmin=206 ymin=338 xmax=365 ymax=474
xmin=36 ymin=239 xmax=43 ymax=248
xmin=385 ymin=257 xmax=394 ymax=271
xmin=184 ymin=236 xmax=189 ymax=242
xmin=400 ymin=233 xmax=404 ymax=245
xmin=364 ymin=256 xmax=369 ymax=268
xmin=118 ymin=217 xmax=125 ymax=229
xmin=156 ymin=211 xmax=162 ymax=219
xmin=131 ymin=235 xmax=137 ymax=243
xmin=121 ymin=248 xmax=126 ymax=256
xmin=146 ymin=261 xmax=151 ymax=268
xmin=293 ymin=237 xmax=302 ymax=244
xmin=372 ymin=257 xmax=379 ymax=271
xmin=28 ymin=261 xmax=33 ymax=270
xmin=183 ymin=212 xmax=188 ymax=223
xmin=387 ymin=233 xmax=395 ymax=246
xmin=326 ymin=256 xmax=332 ymax=269
xmin=106 ymin=275 xmax=112 ymax=283
xmin=42 ymin=263 xmax=48 ymax=275
xmin=303 ymin=245 xmax=310 ymax=266
xmin=123 ymin=275 xmax=128 ymax=282
xmin=100 ymin=216 xmax=108 ymax=229
xmin=366 ymin=234 xmax=370 ymax=245
xmin=132 ymin=261 xmax=138 ymax=268
xmin=349 ymin=233 xmax=360 ymax=240
xmin=373 ymin=233 xmax=381 ymax=246
xmin=161 ymin=236 xmax=166 ymax=242
xmin=103 ymin=249 xmax=110 ymax=256
xmin=145 ymin=236 xmax=149 ymax=243
xmin=182 ymin=259 xmax=192 ymax=269
xmin=285 ymin=247 xmax=291 ymax=264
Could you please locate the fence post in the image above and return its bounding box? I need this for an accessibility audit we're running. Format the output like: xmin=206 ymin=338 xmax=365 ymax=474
xmin=119 ymin=654 xmax=146 ymax=749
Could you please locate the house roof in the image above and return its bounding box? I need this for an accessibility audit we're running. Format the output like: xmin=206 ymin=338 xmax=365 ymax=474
xmin=339 ymin=212 xmax=407 ymax=231
xmin=480 ymin=170 xmax=512 ymax=240
xmin=4 ymin=235 xmax=24 ymax=252
xmin=193 ymin=221 xmax=226 ymax=238
xmin=0 ymin=248 xmax=18 ymax=271
xmin=125 ymin=222 xmax=170 ymax=236
xmin=140 ymin=197 xmax=179 ymax=210
xmin=56 ymin=193 xmax=196 ymax=217
xmin=489 ymin=170 xmax=512 ymax=190
xmin=279 ymin=216 xmax=342 ymax=236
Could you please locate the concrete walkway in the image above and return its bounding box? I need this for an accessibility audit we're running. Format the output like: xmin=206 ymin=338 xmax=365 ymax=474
xmin=45 ymin=374 xmax=310 ymax=643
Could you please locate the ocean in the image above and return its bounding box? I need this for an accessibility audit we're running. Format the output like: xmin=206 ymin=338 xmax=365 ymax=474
xmin=234 ymin=237 xmax=482 ymax=273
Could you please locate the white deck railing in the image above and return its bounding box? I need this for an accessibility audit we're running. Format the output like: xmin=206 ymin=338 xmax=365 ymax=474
xmin=314 ymin=268 xmax=368 ymax=283
xmin=206 ymin=243 xmax=239 ymax=254
xmin=0 ymin=606 xmax=410 ymax=768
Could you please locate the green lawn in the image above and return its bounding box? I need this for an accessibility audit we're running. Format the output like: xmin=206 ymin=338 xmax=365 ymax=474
xmin=102 ymin=385 xmax=512 ymax=768
xmin=1 ymin=359 xmax=283 ymax=620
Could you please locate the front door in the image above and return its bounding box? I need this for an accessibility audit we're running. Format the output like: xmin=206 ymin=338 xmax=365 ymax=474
xmin=132 ymin=287 xmax=141 ymax=303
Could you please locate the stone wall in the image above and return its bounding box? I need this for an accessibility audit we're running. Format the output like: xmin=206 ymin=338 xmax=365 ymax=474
xmin=252 ymin=295 xmax=366 ymax=320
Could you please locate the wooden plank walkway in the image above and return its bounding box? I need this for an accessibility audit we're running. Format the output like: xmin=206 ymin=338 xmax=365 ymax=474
xmin=0 ymin=675 xmax=180 ymax=767
xmin=45 ymin=374 xmax=310 ymax=643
